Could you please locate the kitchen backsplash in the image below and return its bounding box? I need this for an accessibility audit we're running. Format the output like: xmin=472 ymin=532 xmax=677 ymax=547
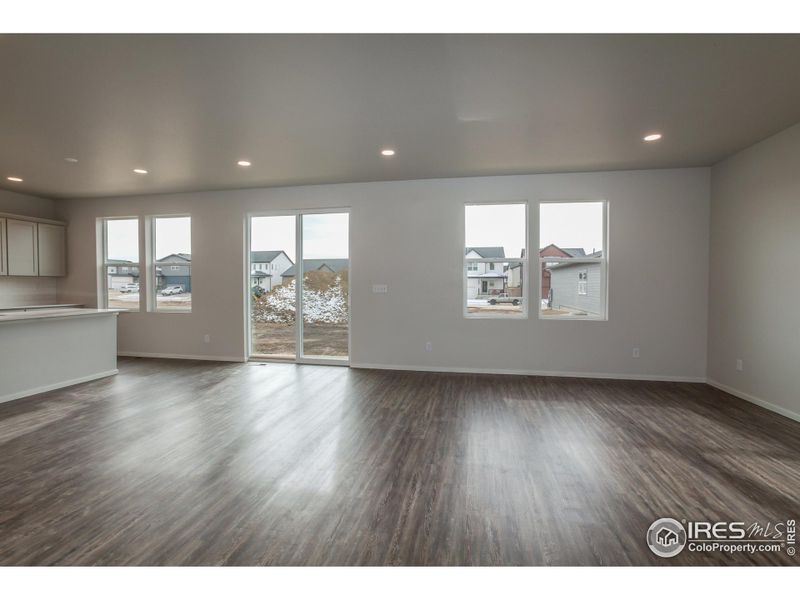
xmin=0 ymin=277 xmax=58 ymax=307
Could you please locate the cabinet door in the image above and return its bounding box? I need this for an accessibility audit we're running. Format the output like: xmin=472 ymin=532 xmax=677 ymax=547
xmin=37 ymin=223 xmax=67 ymax=277
xmin=6 ymin=219 xmax=39 ymax=276
xmin=0 ymin=219 xmax=7 ymax=276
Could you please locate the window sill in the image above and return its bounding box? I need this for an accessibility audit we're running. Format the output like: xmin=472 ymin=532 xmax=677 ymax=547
xmin=464 ymin=313 xmax=528 ymax=320
xmin=539 ymin=314 xmax=607 ymax=322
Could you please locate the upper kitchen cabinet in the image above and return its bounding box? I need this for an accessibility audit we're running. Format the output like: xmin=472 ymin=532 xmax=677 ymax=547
xmin=0 ymin=214 xmax=67 ymax=278
xmin=37 ymin=223 xmax=67 ymax=277
xmin=6 ymin=218 xmax=39 ymax=276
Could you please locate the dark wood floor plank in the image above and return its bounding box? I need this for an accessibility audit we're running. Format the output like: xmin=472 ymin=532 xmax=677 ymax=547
xmin=0 ymin=358 xmax=798 ymax=565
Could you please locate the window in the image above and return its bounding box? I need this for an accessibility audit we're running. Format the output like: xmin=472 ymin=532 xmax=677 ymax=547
xmin=464 ymin=203 xmax=527 ymax=317
xmin=539 ymin=201 xmax=607 ymax=319
xmin=153 ymin=216 xmax=192 ymax=312
xmin=578 ymin=270 xmax=588 ymax=295
xmin=100 ymin=218 xmax=140 ymax=310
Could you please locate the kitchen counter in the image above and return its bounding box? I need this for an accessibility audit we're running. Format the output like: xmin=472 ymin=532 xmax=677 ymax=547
xmin=0 ymin=307 xmax=121 ymax=324
xmin=0 ymin=307 xmax=120 ymax=403
xmin=0 ymin=303 xmax=84 ymax=311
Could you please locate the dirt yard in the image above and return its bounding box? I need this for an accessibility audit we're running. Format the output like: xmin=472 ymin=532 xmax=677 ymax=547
xmin=107 ymin=290 xmax=192 ymax=310
xmin=251 ymin=322 xmax=348 ymax=358
xmin=466 ymin=305 xmax=524 ymax=315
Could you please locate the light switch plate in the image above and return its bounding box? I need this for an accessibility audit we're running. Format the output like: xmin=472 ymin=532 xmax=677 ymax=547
xmin=372 ymin=284 xmax=388 ymax=294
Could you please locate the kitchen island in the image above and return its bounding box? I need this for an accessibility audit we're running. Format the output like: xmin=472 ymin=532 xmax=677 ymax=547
xmin=0 ymin=307 xmax=121 ymax=403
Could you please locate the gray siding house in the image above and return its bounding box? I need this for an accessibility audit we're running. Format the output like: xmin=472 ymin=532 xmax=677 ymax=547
xmin=547 ymin=252 xmax=603 ymax=316
xmin=281 ymin=259 xmax=349 ymax=284
xmin=156 ymin=253 xmax=192 ymax=292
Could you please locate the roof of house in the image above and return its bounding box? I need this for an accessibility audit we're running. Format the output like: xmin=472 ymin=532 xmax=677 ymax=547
xmin=251 ymin=250 xmax=291 ymax=263
xmin=281 ymin=258 xmax=349 ymax=277
xmin=547 ymin=250 xmax=604 ymax=270
xmin=467 ymin=271 xmax=506 ymax=278
xmin=251 ymin=270 xmax=268 ymax=277
xmin=465 ymin=247 xmax=506 ymax=259
xmin=539 ymin=244 xmax=589 ymax=258
xmin=156 ymin=253 xmax=191 ymax=263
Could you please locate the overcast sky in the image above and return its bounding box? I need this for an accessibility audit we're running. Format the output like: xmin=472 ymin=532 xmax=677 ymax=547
xmin=251 ymin=213 xmax=349 ymax=262
xmin=107 ymin=204 xmax=600 ymax=263
xmin=106 ymin=216 xmax=192 ymax=261
xmin=106 ymin=218 xmax=139 ymax=261
xmin=539 ymin=202 xmax=604 ymax=253
xmin=155 ymin=216 xmax=191 ymax=259
xmin=465 ymin=202 xmax=604 ymax=258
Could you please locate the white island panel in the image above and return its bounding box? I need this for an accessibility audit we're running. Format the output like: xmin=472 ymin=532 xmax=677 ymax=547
xmin=0 ymin=310 xmax=119 ymax=403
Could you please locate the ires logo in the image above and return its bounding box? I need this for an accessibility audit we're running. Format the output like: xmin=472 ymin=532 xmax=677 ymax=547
xmin=687 ymin=521 xmax=747 ymax=540
xmin=648 ymin=518 xmax=798 ymax=558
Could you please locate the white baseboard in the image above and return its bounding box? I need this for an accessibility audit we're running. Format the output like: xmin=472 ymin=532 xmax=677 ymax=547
xmin=0 ymin=369 xmax=119 ymax=405
xmin=706 ymin=379 xmax=800 ymax=423
xmin=117 ymin=351 xmax=245 ymax=362
xmin=350 ymin=362 xmax=706 ymax=383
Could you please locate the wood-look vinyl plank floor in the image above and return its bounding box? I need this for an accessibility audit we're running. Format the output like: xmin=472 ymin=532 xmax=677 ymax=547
xmin=0 ymin=357 xmax=798 ymax=565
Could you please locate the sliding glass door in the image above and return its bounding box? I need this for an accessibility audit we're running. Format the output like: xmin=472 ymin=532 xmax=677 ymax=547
xmin=249 ymin=215 xmax=297 ymax=359
xmin=248 ymin=210 xmax=349 ymax=364
xmin=300 ymin=213 xmax=349 ymax=360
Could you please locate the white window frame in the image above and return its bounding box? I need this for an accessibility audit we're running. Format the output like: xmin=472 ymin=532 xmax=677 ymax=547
xmin=537 ymin=199 xmax=608 ymax=321
xmin=463 ymin=201 xmax=528 ymax=319
xmin=98 ymin=217 xmax=141 ymax=311
xmin=150 ymin=214 xmax=192 ymax=313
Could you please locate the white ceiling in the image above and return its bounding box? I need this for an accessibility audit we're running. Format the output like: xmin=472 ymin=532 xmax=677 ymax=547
xmin=2 ymin=34 xmax=800 ymax=199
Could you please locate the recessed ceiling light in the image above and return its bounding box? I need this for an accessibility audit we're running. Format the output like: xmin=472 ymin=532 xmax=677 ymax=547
xmin=64 ymin=157 xmax=79 ymax=163
xmin=380 ymin=149 xmax=396 ymax=156
xmin=237 ymin=160 xmax=252 ymax=167
xmin=6 ymin=176 xmax=23 ymax=182
xmin=133 ymin=168 xmax=148 ymax=174
xmin=643 ymin=133 xmax=663 ymax=142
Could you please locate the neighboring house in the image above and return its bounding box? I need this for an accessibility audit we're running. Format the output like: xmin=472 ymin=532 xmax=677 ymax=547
xmin=156 ymin=253 xmax=192 ymax=292
xmin=251 ymin=250 xmax=294 ymax=291
xmin=505 ymin=244 xmax=582 ymax=299
xmin=106 ymin=259 xmax=141 ymax=289
xmin=505 ymin=249 xmax=525 ymax=297
xmin=465 ymin=247 xmax=507 ymax=298
xmin=547 ymin=251 xmax=603 ymax=316
xmin=281 ymin=258 xmax=349 ymax=284
xmin=538 ymin=244 xmax=582 ymax=301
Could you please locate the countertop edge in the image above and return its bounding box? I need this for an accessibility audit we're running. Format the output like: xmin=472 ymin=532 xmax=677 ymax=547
xmin=0 ymin=310 xmax=122 ymax=325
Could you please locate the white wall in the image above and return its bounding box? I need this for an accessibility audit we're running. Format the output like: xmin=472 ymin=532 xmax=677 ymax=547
xmin=0 ymin=189 xmax=60 ymax=307
xmin=57 ymin=168 xmax=710 ymax=379
xmin=708 ymin=123 xmax=800 ymax=419
xmin=0 ymin=188 xmax=59 ymax=220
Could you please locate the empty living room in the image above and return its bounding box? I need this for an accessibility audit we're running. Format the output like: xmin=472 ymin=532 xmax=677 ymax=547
xmin=1 ymin=3 xmax=799 ymax=596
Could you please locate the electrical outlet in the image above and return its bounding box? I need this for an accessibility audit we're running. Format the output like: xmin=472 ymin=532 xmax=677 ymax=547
xmin=632 ymin=347 xmax=640 ymax=359
xmin=425 ymin=341 xmax=432 ymax=352
xmin=372 ymin=284 xmax=388 ymax=294
xmin=204 ymin=334 xmax=211 ymax=344
xmin=736 ymin=359 xmax=743 ymax=372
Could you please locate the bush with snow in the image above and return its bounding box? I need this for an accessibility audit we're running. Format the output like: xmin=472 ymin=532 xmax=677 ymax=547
xmin=252 ymin=271 xmax=349 ymax=324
